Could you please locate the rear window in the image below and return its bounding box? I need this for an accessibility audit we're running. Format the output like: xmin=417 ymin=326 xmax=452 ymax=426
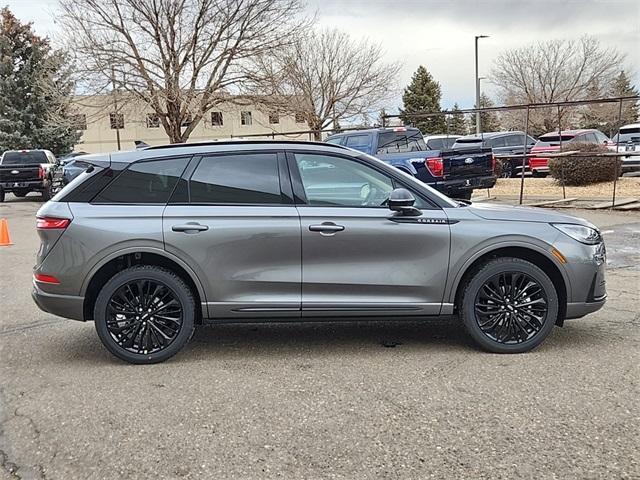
xmin=612 ymin=127 xmax=640 ymax=144
xmin=452 ymin=138 xmax=483 ymax=149
xmin=535 ymin=135 xmax=575 ymax=147
xmin=376 ymin=130 xmax=427 ymax=154
xmin=93 ymin=157 xmax=189 ymax=204
xmin=1 ymin=151 xmax=48 ymax=165
xmin=189 ymin=153 xmax=282 ymax=204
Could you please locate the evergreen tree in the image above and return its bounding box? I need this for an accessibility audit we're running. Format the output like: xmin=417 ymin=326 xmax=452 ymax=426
xmin=447 ymin=103 xmax=467 ymax=135
xmin=0 ymin=8 xmax=80 ymax=155
xmin=610 ymin=71 xmax=639 ymax=126
xmin=477 ymin=93 xmax=501 ymax=133
xmin=400 ymin=66 xmax=446 ymax=134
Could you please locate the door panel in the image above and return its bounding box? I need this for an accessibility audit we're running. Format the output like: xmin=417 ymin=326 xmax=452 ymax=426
xmin=297 ymin=207 xmax=451 ymax=316
xmin=163 ymin=205 xmax=301 ymax=319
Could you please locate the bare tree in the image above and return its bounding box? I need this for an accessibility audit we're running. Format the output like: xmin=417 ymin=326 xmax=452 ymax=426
xmin=247 ymin=28 xmax=400 ymax=140
xmin=491 ymin=36 xmax=625 ymax=134
xmin=59 ymin=0 xmax=309 ymax=143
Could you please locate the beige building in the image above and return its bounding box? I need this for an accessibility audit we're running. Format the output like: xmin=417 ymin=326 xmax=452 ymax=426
xmin=72 ymin=94 xmax=309 ymax=153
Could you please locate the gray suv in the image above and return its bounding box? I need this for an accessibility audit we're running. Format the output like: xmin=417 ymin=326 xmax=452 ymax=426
xmin=32 ymin=141 xmax=607 ymax=363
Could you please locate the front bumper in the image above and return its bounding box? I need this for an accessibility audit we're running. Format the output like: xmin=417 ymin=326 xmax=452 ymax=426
xmin=565 ymin=298 xmax=606 ymax=319
xmin=32 ymin=281 xmax=85 ymax=321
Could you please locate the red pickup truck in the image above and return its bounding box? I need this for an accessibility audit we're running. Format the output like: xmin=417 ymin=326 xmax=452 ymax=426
xmin=529 ymin=129 xmax=612 ymax=177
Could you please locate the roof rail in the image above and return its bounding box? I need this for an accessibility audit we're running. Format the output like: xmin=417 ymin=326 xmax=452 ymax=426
xmin=144 ymin=139 xmax=348 ymax=151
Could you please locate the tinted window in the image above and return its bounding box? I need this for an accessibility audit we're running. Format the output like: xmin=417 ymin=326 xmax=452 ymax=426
xmin=345 ymin=135 xmax=370 ymax=148
xmin=325 ymin=137 xmax=343 ymax=145
xmin=580 ymin=133 xmax=598 ymax=143
xmin=190 ymin=153 xmax=282 ymax=204
xmin=376 ymin=130 xmax=427 ymax=154
xmin=295 ymin=153 xmax=393 ymax=207
xmin=535 ymin=135 xmax=575 ymax=147
xmin=1 ymin=151 xmax=48 ymax=165
xmin=505 ymin=134 xmax=524 ymax=147
xmin=452 ymin=138 xmax=483 ymax=149
xmin=94 ymin=157 xmax=188 ymax=204
xmin=489 ymin=136 xmax=507 ymax=148
xmin=426 ymin=138 xmax=445 ymax=150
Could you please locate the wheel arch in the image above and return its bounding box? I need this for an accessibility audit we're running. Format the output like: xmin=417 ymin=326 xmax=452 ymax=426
xmin=82 ymin=248 xmax=207 ymax=323
xmin=451 ymin=245 xmax=568 ymax=326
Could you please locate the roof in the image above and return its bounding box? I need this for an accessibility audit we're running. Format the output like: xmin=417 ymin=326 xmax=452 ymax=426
xmin=105 ymin=139 xmax=350 ymax=164
xmin=423 ymin=134 xmax=461 ymax=140
xmin=326 ymin=127 xmax=421 ymax=136
xmin=456 ymin=131 xmax=526 ymax=140
xmin=539 ymin=129 xmax=598 ymax=137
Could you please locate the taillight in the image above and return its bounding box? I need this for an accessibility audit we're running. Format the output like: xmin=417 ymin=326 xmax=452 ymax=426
xmin=36 ymin=217 xmax=70 ymax=229
xmin=38 ymin=166 xmax=45 ymax=179
xmin=34 ymin=273 xmax=60 ymax=284
xmin=425 ymin=157 xmax=444 ymax=177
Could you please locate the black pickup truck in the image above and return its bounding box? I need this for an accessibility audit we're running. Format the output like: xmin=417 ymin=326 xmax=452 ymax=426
xmin=0 ymin=150 xmax=57 ymax=202
xmin=325 ymin=127 xmax=496 ymax=199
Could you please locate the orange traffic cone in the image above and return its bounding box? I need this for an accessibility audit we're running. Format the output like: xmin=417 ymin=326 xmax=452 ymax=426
xmin=0 ymin=218 xmax=13 ymax=246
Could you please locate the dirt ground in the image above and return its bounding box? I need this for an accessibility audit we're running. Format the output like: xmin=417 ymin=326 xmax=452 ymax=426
xmin=488 ymin=176 xmax=640 ymax=200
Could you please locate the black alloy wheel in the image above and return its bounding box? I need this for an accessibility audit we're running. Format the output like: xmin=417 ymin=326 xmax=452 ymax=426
xmin=474 ymin=271 xmax=547 ymax=344
xmin=459 ymin=257 xmax=559 ymax=353
xmin=95 ymin=265 xmax=195 ymax=364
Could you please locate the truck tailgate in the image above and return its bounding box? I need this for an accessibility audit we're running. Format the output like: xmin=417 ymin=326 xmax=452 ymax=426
xmin=0 ymin=165 xmax=41 ymax=182
xmin=442 ymin=149 xmax=493 ymax=178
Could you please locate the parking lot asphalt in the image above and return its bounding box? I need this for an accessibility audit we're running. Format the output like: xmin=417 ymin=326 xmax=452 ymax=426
xmin=0 ymin=194 xmax=638 ymax=480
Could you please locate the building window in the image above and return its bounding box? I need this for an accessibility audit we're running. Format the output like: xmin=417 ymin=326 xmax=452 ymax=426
xmin=211 ymin=111 xmax=223 ymax=126
xmin=181 ymin=114 xmax=192 ymax=128
xmin=110 ymin=113 xmax=124 ymax=130
xmin=295 ymin=113 xmax=305 ymax=123
xmin=71 ymin=114 xmax=87 ymax=130
xmin=146 ymin=113 xmax=160 ymax=128
xmin=268 ymin=112 xmax=279 ymax=124
xmin=240 ymin=111 xmax=252 ymax=126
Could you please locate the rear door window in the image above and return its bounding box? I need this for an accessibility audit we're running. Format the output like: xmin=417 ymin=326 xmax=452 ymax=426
xmin=189 ymin=153 xmax=283 ymax=204
xmin=93 ymin=157 xmax=189 ymax=204
xmin=376 ymin=130 xmax=427 ymax=154
xmin=344 ymin=134 xmax=371 ymax=152
xmin=489 ymin=136 xmax=507 ymax=148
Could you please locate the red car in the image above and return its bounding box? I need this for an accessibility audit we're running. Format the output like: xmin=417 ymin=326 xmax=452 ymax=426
xmin=529 ymin=129 xmax=611 ymax=177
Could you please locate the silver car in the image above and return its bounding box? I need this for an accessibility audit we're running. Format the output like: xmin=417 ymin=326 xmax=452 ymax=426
xmin=32 ymin=141 xmax=606 ymax=363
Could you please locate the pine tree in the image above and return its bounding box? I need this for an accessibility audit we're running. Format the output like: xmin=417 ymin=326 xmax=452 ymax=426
xmin=447 ymin=103 xmax=467 ymax=135
xmin=477 ymin=93 xmax=501 ymax=133
xmin=0 ymin=8 xmax=80 ymax=155
xmin=610 ymin=71 xmax=639 ymax=126
xmin=400 ymin=66 xmax=446 ymax=134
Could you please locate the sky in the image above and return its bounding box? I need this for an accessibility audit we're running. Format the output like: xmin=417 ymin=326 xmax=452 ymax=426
xmin=4 ymin=0 xmax=640 ymax=112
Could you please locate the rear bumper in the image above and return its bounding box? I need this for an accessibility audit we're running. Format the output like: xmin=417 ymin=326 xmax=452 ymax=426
xmin=0 ymin=180 xmax=45 ymax=191
xmin=432 ymin=175 xmax=497 ymax=195
xmin=32 ymin=282 xmax=85 ymax=321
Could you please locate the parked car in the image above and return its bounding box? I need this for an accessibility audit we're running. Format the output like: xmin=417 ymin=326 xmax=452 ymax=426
xmin=0 ymin=149 xmax=57 ymax=202
xmin=51 ymin=152 xmax=91 ymax=193
xmin=529 ymin=129 xmax=611 ymax=177
xmin=326 ymin=127 xmax=496 ymax=200
xmin=424 ymin=135 xmax=461 ymax=150
xmin=33 ymin=140 xmax=606 ymax=363
xmin=452 ymin=132 xmax=537 ymax=178
xmin=611 ymin=123 xmax=640 ymax=174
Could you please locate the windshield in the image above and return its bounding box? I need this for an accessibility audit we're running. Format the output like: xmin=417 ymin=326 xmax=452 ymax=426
xmin=376 ymin=130 xmax=427 ymax=154
xmin=1 ymin=151 xmax=48 ymax=165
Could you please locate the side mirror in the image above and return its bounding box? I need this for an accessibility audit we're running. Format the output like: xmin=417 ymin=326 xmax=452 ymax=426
xmin=388 ymin=188 xmax=420 ymax=215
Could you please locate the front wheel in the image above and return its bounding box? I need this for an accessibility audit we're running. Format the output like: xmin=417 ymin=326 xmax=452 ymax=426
xmin=94 ymin=265 xmax=196 ymax=364
xmin=459 ymin=257 xmax=559 ymax=353
xmin=13 ymin=189 xmax=29 ymax=197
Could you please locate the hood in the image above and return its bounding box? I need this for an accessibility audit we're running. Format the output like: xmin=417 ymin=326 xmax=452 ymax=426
xmin=468 ymin=202 xmax=593 ymax=226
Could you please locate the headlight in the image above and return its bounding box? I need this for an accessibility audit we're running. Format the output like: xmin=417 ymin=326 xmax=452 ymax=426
xmin=552 ymin=223 xmax=602 ymax=245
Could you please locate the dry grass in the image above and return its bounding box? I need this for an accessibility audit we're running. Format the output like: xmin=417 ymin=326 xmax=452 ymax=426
xmin=485 ymin=177 xmax=640 ymax=199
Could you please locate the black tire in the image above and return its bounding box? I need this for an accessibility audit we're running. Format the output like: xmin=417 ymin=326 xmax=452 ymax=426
xmin=500 ymin=161 xmax=514 ymax=178
xmin=13 ymin=189 xmax=29 ymax=198
xmin=0 ymin=187 xmax=4 ymax=203
xmin=41 ymin=183 xmax=52 ymax=201
xmin=459 ymin=257 xmax=559 ymax=353
xmin=94 ymin=265 xmax=196 ymax=364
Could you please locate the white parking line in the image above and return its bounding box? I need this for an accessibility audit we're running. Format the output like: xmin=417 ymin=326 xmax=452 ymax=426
xmin=601 ymin=230 xmax=615 ymax=235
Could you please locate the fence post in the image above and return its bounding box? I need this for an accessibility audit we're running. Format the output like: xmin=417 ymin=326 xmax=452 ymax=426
xmin=557 ymin=105 xmax=566 ymax=199
xmin=519 ymin=106 xmax=530 ymax=205
xmin=612 ymin=98 xmax=623 ymax=209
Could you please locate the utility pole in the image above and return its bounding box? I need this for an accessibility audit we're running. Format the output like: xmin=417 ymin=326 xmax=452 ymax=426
xmin=111 ymin=66 xmax=121 ymax=151
xmin=475 ymin=35 xmax=489 ymax=135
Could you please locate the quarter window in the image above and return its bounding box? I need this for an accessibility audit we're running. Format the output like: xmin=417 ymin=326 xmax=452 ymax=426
xmin=190 ymin=153 xmax=282 ymax=204
xmin=294 ymin=153 xmax=393 ymax=207
xmin=93 ymin=157 xmax=189 ymax=204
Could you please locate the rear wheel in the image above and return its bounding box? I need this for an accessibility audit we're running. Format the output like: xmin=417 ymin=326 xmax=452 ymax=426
xmin=0 ymin=188 xmax=4 ymax=202
xmin=500 ymin=161 xmax=514 ymax=178
xmin=94 ymin=265 xmax=196 ymax=364
xmin=459 ymin=257 xmax=559 ymax=353
xmin=41 ymin=183 xmax=52 ymax=201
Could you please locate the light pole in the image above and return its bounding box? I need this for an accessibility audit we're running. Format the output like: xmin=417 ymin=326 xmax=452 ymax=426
xmin=475 ymin=35 xmax=489 ymax=135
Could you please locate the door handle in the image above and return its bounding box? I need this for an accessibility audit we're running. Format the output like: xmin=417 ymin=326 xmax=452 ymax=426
xmin=171 ymin=223 xmax=209 ymax=233
xmin=309 ymin=223 xmax=345 ymax=234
